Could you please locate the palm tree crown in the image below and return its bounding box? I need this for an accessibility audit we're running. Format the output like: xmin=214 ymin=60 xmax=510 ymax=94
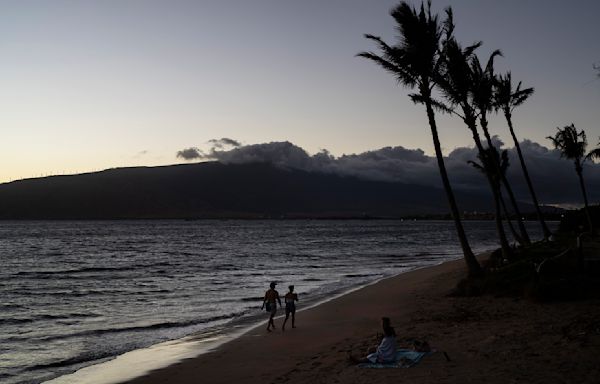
xmin=470 ymin=50 xmax=502 ymax=120
xmin=357 ymin=2 xmax=444 ymax=100
xmin=468 ymin=146 xmax=509 ymax=182
xmin=494 ymin=72 xmax=535 ymax=117
xmin=548 ymin=124 xmax=588 ymax=169
xmin=436 ymin=36 xmax=481 ymax=118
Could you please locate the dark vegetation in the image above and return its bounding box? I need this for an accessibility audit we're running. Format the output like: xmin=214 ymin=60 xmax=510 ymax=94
xmin=454 ymin=206 xmax=600 ymax=301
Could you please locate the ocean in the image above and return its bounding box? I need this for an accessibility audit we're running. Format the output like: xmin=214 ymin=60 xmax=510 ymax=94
xmin=0 ymin=220 xmax=554 ymax=384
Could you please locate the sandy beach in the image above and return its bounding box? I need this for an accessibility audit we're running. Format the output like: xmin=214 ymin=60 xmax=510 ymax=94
xmin=121 ymin=256 xmax=600 ymax=384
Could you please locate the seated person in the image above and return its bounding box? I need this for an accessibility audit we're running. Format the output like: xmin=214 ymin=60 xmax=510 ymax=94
xmin=348 ymin=317 xmax=397 ymax=364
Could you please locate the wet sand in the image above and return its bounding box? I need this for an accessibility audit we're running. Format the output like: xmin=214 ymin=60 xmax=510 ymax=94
xmin=123 ymin=257 xmax=600 ymax=384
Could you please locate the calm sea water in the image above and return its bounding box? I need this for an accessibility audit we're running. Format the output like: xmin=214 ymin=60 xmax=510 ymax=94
xmin=0 ymin=220 xmax=554 ymax=384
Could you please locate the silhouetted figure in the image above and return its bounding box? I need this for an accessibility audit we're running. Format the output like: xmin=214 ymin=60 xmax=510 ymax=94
xmin=261 ymin=282 xmax=282 ymax=332
xmin=282 ymin=285 xmax=298 ymax=331
xmin=348 ymin=317 xmax=397 ymax=364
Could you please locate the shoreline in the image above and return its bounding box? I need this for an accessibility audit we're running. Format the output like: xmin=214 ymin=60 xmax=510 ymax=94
xmin=116 ymin=250 xmax=600 ymax=384
xmin=120 ymin=257 xmax=471 ymax=384
xmin=44 ymin=260 xmax=455 ymax=384
xmin=45 ymin=239 xmax=600 ymax=384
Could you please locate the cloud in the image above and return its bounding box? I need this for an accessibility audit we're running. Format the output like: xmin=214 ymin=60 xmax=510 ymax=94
xmin=177 ymin=137 xmax=600 ymax=205
xmin=207 ymin=138 xmax=242 ymax=149
xmin=133 ymin=150 xmax=149 ymax=159
xmin=176 ymin=147 xmax=203 ymax=160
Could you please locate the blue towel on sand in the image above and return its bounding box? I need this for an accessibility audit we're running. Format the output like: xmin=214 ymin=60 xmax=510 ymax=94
xmin=357 ymin=349 xmax=430 ymax=368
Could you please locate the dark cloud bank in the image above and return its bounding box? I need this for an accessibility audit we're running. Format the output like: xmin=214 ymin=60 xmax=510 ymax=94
xmin=178 ymin=138 xmax=600 ymax=206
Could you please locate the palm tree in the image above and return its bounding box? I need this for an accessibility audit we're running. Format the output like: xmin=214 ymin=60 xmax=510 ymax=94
xmin=470 ymin=54 xmax=531 ymax=245
xmin=357 ymin=2 xmax=481 ymax=276
xmin=436 ymin=34 xmax=514 ymax=260
xmin=495 ymin=72 xmax=552 ymax=240
xmin=468 ymin=147 xmax=523 ymax=244
xmin=547 ymin=124 xmax=595 ymax=233
xmin=589 ymin=138 xmax=600 ymax=160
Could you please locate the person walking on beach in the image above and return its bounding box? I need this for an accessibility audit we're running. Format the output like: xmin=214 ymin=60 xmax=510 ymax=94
xmin=282 ymin=285 xmax=298 ymax=331
xmin=261 ymin=282 xmax=282 ymax=332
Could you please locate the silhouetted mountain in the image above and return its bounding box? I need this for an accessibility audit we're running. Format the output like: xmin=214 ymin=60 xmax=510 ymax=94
xmin=0 ymin=162 xmax=538 ymax=219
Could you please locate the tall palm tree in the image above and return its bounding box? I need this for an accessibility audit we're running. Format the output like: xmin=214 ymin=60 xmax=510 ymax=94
xmin=547 ymin=124 xmax=595 ymax=233
xmin=357 ymin=2 xmax=481 ymax=276
xmin=436 ymin=34 xmax=514 ymax=260
xmin=470 ymin=54 xmax=531 ymax=245
xmin=495 ymin=72 xmax=552 ymax=240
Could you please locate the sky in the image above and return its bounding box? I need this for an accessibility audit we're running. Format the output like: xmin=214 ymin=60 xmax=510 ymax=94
xmin=0 ymin=0 xmax=599 ymax=183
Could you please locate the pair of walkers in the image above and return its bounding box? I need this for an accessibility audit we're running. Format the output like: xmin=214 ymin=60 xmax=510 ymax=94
xmin=261 ymin=282 xmax=298 ymax=332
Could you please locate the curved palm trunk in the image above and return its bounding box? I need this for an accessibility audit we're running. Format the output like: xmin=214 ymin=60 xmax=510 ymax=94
xmin=480 ymin=118 xmax=530 ymax=244
xmin=505 ymin=113 xmax=552 ymax=240
xmin=500 ymin=174 xmax=530 ymax=244
xmin=575 ymin=164 xmax=594 ymax=234
xmin=424 ymin=99 xmax=481 ymax=276
xmin=500 ymin=191 xmax=523 ymax=245
xmin=492 ymin=182 xmax=513 ymax=259
xmin=466 ymin=117 xmax=513 ymax=260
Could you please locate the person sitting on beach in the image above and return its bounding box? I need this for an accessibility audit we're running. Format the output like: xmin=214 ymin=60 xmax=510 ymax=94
xmin=261 ymin=281 xmax=282 ymax=332
xmin=282 ymin=285 xmax=298 ymax=331
xmin=348 ymin=317 xmax=397 ymax=364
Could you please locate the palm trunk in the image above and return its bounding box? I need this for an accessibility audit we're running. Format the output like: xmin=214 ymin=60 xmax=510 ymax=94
xmin=424 ymin=98 xmax=481 ymax=276
xmin=575 ymin=163 xmax=594 ymax=234
xmin=493 ymin=181 xmax=513 ymax=260
xmin=500 ymin=173 xmax=530 ymax=244
xmin=466 ymin=116 xmax=513 ymax=260
xmin=480 ymin=117 xmax=530 ymax=244
xmin=500 ymin=190 xmax=523 ymax=245
xmin=505 ymin=112 xmax=552 ymax=239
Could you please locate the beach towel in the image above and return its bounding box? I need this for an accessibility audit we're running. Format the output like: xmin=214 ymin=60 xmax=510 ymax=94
xmin=357 ymin=349 xmax=430 ymax=368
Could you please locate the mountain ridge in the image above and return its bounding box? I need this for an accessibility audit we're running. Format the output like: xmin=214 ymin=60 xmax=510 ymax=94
xmin=0 ymin=161 xmax=531 ymax=219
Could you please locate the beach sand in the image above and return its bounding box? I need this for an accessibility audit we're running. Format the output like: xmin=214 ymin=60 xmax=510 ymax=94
xmin=123 ymin=258 xmax=600 ymax=384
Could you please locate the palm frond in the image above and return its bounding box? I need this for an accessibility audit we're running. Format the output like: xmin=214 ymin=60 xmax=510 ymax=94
xmin=357 ymin=50 xmax=417 ymax=88
xmin=467 ymin=159 xmax=485 ymax=173
xmin=586 ymin=148 xmax=600 ymax=162
xmin=429 ymin=97 xmax=454 ymax=114
xmin=547 ymin=124 xmax=588 ymax=161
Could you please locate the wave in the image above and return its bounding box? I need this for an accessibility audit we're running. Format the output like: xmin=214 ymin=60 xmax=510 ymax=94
xmin=344 ymin=273 xmax=378 ymax=278
xmin=240 ymin=296 xmax=263 ymax=302
xmin=0 ymin=318 xmax=33 ymax=325
xmin=36 ymin=312 xmax=243 ymax=342
xmin=27 ymin=351 xmax=115 ymax=371
xmin=12 ymin=266 xmax=137 ymax=278
xmin=0 ymin=312 xmax=102 ymax=326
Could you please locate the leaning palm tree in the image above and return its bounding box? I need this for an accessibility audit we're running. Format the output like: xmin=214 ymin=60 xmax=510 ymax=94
xmin=436 ymin=33 xmax=513 ymax=260
xmin=357 ymin=2 xmax=481 ymax=276
xmin=470 ymin=53 xmax=531 ymax=245
xmin=547 ymin=124 xmax=595 ymax=233
xmin=495 ymin=72 xmax=552 ymax=240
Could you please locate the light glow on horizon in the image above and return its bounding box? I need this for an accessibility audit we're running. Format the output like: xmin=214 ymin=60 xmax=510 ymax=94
xmin=1 ymin=0 xmax=599 ymax=183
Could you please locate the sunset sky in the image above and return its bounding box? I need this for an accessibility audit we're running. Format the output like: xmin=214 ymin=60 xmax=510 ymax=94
xmin=1 ymin=0 xmax=599 ymax=183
